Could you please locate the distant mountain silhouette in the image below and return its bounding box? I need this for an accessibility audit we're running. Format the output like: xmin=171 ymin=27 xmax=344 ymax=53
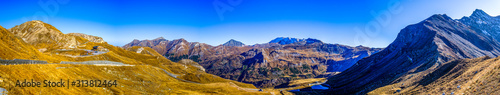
xmin=223 ymin=39 xmax=245 ymax=46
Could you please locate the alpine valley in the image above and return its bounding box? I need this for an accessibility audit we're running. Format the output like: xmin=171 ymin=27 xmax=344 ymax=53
xmin=2 ymin=8 xmax=500 ymax=95
xmin=123 ymin=37 xmax=382 ymax=88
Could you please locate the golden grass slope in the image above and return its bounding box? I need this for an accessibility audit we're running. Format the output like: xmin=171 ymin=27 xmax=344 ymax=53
xmin=369 ymin=56 xmax=500 ymax=95
xmin=288 ymin=78 xmax=326 ymax=87
xmin=0 ymin=25 xmax=65 ymax=62
xmin=0 ymin=21 xmax=271 ymax=94
xmin=0 ymin=64 xmax=270 ymax=94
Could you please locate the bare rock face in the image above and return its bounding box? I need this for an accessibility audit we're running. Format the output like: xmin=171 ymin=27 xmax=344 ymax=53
xmin=8 ymin=20 xmax=75 ymax=49
xmin=7 ymin=20 xmax=97 ymax=50
xmin=124 ymin=37 xmax=381 ymax=88
xmin=67 ymin=33 xmax=105 ymax=43
xmin=325 ymin=13 xmax=500 ymax=94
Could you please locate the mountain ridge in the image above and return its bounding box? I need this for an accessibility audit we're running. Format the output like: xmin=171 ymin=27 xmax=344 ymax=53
xmin=460 ymin=9 xmax=500 ymax=42
xmin=124 ymin=36 xmax=382 ymax=88
xmin=323 ymin=11 xmax=500 ymax=94
xmin=269 ymin=37 xmax=305 ymax=45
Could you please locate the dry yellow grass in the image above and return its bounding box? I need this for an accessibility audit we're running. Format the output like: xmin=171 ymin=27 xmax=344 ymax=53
xmin=369 ymin=56 xmax=500 ymax=95
xmin=0 ymin=23 xmax=275 ymax=94
xmin=0 ymin=64 xmax=271 ymax=94
xmin=0 ymin=25 xmax=67 ymax=63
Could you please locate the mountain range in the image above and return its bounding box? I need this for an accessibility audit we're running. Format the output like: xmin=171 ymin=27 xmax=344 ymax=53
xmin=124 ymin=36 xmax=382 ymax=88
xmin=269 ymin=37 xmax=305 ymax=45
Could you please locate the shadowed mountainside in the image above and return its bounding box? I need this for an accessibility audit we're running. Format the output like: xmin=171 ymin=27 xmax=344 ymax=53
xmin=369 ymin=56 xmax=500 ymax=94
xmin=324 ymin=11 xmax=500 ymax=94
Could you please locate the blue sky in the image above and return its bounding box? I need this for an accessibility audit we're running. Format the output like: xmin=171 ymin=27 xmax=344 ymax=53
xmin=1 ymin=0 xmax=500 ymax=48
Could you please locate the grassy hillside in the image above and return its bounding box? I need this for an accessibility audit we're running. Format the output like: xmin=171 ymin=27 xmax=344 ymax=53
xmin=369 ymin=56 xmax=500 ymax=94
xmin=0 ymin=25 xmax=66 ymax=62
xmin=0 ymin=22 xmax=273 ymax=94
xmin=0 ymin=64 xmax=270 ymax=94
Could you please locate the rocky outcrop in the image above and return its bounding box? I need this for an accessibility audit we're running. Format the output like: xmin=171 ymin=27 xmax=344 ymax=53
xmin=459 ymin=9 xmax=500 ymax=42
xmin=67 ymin=33 xmax=105 ymax=43
xmin=325 ymin=11 xmax=500 ymax=94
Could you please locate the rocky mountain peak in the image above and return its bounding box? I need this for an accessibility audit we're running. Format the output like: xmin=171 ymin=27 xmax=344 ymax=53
xmin=305 ymin=38 xmax=322 ymax=44
xmin=269 ymin=37 xmax=304 ymax=45
xmin=8 ymin=20 xmax=79 ymax=49
xmin=154 ymin=37 xmax=166 ymax=40
xmin=392 ymin=14 xmax=453 ymax=45
xmin=471 ymin=9 xmax=491 ymax=18
xmin=151 ymin=37 xmax=168 ymax=45
xmin=466 ymin=9 xmax=497 ymax=24
xmin=23 ymin=20 xmax=45 ymax=26
xmin=459 ymin=9 xmax=500 ymax=42
xmin=132 ymin=39 xmax=140 ymax=42
xmin=268 ymin=37 xmax=324 ymax=45
xmin=172 ymin=38 xmax=188 ymax=43
xmin=222 ymin=39 xmax=245 ymax=46
xmin=10 ymin=20 xmax=62 ymax=34
xmin=425 ymin=14 xmax=453 ymax=22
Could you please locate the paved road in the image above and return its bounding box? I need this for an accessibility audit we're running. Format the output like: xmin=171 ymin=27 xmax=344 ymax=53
xmin=60 ymin=61 xmax=133 ymax=66
xmin=54 ymin=49 xmax=108 ymax=57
